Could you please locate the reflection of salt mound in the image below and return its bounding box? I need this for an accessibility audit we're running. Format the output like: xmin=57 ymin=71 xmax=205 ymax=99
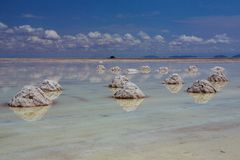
xmin=116 ymin=99 xmax=144 ymax=112
xmin=9 ymin=106 xmax=50 ymax=121
xmin=187 ymin=65 xmax=198 ymax=73
xmin=9 ymin=86 xmax=51 ymax=107
xmin=158 ymin=67 xmax=169 ymax=74
xmin=39 ymin=79 xmax=62 ymax=92
xmin=164 ymin=84 xmax=183 ymax=94
xmin=208 ymin=73 xmax=228 ymax=82
xmin=45 ymin=91 xmax=62 ymax=100
xmin=187 ymin=80 xmax=216 ymax=93
xmin=210 ymin=82 xmax=228 ymax=91
xmin=164 ymin=73 xmax=184 ymax=84
xmin=89 ymin=76 xmax=102 ymax=83
xmin=109 ymin=75 xmax=129 ymax=88
xmin=188 ymin=93 xmax=215 ymax=104
xmin=113 ymin=83 xmax=145 ymax=99
xmin=96 ymin=65 xmax=106 ymax=74
xmin=139 ymin=66 xmax=151 ymax=74
xmin=110 ymin=66 xmax=121 ymax=74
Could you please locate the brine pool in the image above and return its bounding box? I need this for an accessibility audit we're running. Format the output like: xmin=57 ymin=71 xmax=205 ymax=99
xmin=0 ymin=59 xmax=240 ymax=160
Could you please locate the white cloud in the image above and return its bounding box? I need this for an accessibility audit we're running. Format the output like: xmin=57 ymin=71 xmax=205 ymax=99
xmin=16 ymin=25 xmax=36 ymax=33
xmin=27 ymin=36 xmax=53 ymax=45
xmin=88 ymin=31 xmax=101 ymax=38
xmin=44 ymin=30 xmax=60 ymax=40
xmin=0 ymin=22 xmax=236 ymax=54
xmin=138 ymin=31 xmax=151 ymax=40
xmin=123 ymin=33 xmax=141 ymax=45
xmin=178 ymin=35 xmax=203 ymax=43
xmin=205 ymin=34 xmax=231 ymax=44
xmin=0 ymin=22 xmax=8 ymax=29
xmin=154 ymin=35 xmax=165 ymax=43
xmin=169 ymin=34 xmax=203 ymax=46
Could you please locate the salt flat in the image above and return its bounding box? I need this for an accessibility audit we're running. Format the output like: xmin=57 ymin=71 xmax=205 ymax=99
xmin=0 ymin=59 xmax=240 ymax=160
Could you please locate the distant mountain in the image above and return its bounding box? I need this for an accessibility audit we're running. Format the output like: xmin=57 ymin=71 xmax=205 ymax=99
xmin=214 ymin=55 xmax=228 ymax=58
xmin=169 ymin=55 xmax=198 ymax=58
xmin=233 ymin=54 xmax=240 ymax=58
xmin=143 ymin=55 xmax=159 ymax=58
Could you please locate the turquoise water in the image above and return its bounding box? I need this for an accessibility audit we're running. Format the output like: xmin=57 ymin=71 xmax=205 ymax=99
xmin=0 ymin=59 xmax=240 ymax=160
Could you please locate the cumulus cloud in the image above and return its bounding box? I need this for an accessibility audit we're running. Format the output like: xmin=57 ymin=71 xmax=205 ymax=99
xmin=170 ymin=35 xmax=203 ymax=46
xmin=154 ymin=35 xmax=165 ymax=43
xmin=0 ymin=22 xmax=236 ymax=54
xmin=88 ymin=31 xmax=101 ymax=38
xmin=170 ymin=34 xmax=232 ymax=47
xmin=138 ymin=31 xmax=151 ymax=40
xmin=205 ymin=34 xmax=231 ymax=44
xmin=44 ymin=30 xmax=61 ymax=40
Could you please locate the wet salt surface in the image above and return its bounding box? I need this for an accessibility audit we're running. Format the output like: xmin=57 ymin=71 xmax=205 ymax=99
xmin=0 ymin=59 xmax=240 ymax=160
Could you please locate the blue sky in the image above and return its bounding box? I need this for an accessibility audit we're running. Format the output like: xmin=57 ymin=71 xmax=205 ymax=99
xmin=0 ymin=0 xmax=240 ymax=57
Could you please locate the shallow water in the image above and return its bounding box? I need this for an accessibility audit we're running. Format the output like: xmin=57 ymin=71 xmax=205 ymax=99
xmin=0 ymin=59 xmax=240 ymax=160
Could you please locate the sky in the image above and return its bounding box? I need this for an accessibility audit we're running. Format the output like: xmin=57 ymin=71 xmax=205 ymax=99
xmin=0 ymin=0 xmax=240 ymax=57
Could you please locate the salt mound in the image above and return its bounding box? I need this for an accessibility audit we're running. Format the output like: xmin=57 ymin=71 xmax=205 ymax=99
xmin=110 ymin=66 xmax=121 ymax=74
xmin=187 ymin=80 xmax=217 ymax=93
xmin=113 ymin=83 xmax=145 ymax=99
xmin=163 ymin=73 xmax=184 ymax=84
xmin=211 ymin=66 xmax=225 ymax=74
xmin=9 ymin=86 xmax=51 ymax=107
xmin=208 ymin=73 xmax=228 ymax=82
xmin=187 ymin=65 xmax=198 ymax=73
xmin=158 ymin=67 xmax=169 ymax=74
xmin=39 ymin=79 xmax=62 ymax=92
xmin=96 ymin=64 xmax=106 ymax=74
xmin=109 ymin=75 xmax=129 ymax=88
xmin=140 ymin=66 xmax=151 ymax=74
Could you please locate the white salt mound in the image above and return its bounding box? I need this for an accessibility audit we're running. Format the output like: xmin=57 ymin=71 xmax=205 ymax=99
xmin=109 ymin=75 xmax=129 ymax=88
xmin=211 ymin=66 xmax=225 ymax=74
xmin=208 ymin=72 xmax=228 ymax=82
xmin=187 ymin=80 xmax=217 ymax=93
xmin=139 ymin=66 xmax=151 ymax=74
xmin=9 ymin=86 xmax=51 ymax=107
xmin=164 ymin=73 xmax=184 ymax=84
xmin=110 ymin=66 xmax=121 ymax=74
xmin=188 ymin=65 xmax=198 ymax=73
xmin=39 ymin=79 xmax=62 ymax=92
xmin=113 ymin=83 xmax=145 ymax=99
xmin=158 ymin=67 xmax=169 ymax=74
xmin=96 ymin=64 xmax=106 ymax=73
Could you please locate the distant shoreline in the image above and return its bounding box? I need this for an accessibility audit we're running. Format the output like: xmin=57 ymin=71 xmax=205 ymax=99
xmin=1 ymin=58 xmax=240 ymax=62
